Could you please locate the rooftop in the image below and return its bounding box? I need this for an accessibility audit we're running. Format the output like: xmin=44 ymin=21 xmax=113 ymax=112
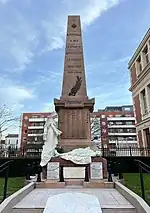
xmin=5 ymin=134 xmax=18 ymax=138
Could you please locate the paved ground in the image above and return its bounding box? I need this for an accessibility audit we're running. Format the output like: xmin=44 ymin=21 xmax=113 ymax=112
xmin=13 ymin=188 xmax=135 ymax=209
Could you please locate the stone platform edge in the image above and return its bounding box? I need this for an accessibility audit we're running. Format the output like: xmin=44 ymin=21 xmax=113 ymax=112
xmin=0 ymin=182 xmax=35 ymax=213
xmin=115 ymin=182 xmax=150 ymax=213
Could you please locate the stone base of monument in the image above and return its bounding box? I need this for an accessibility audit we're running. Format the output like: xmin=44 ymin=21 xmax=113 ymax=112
xmin=37 ymin=156 xmax=113 ymax=189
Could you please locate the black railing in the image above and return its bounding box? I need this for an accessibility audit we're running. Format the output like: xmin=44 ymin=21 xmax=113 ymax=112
xmin=101 ymin=147 xmax=150 ymax=157
xmin=134 ymin=159 xmax=150 ymax=201
xmin=0 ymin=147 xmax=150 ymax=158
xmin=0 ymin=160 xmax=13 ymax=202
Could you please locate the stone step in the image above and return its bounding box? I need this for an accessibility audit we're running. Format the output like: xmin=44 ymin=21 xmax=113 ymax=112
xmin=65 ymin=179 xmax=84 ymax=186
xmin=84 ymin=181 xmax=114 ymax=188
xmin=65 ymin=185 xmax=83 ymax=188
xmin=35 ymin=180 xmax=114 ymax=189
xmin=102 ymin=208 xmax=137 ymax=213
xmin=12 ymin=208 xmax=137 ymax=213
xmin=36 ymin=181 xmax=65 ymax=188
xmin=12 ymin=209 xmax=43 ymax=213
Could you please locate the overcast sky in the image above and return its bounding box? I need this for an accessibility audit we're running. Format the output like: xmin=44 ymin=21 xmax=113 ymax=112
xmin=0 ymin=0 xmax=150 ymax=133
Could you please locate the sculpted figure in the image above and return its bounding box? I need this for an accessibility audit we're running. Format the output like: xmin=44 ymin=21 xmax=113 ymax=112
xmin=40 ymin=112 xmax=62 ymax=167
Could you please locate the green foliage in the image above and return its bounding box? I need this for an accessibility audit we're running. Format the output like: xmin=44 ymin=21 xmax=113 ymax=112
xmin=0 ymin=177 xmax=25 ymax=202
xmin=123 ymin=173 xmax=150 ymax=205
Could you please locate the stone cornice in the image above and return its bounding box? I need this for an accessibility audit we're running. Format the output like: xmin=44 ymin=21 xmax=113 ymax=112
xmin=128 ymin=28 xmax=150 ymax=69
xmin=136 ymin=116 xmax=150 ymax=131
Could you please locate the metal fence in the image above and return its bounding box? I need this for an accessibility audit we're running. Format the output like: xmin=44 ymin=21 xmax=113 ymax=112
xmin=101 ymin=147 xmax=150 ymax=157
xmin=0 ymin=147 xmax=150 ymax=158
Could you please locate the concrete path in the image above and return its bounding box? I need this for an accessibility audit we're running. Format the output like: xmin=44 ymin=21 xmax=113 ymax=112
xmin=13 ymin=188 xmax=135 ymax=210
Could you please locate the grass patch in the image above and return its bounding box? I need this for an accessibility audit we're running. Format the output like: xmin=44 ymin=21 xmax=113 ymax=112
xmin=123 ymin=173 xmax=150 ymax=205
xmin=0 ymin=177 xmax=25 ymax=202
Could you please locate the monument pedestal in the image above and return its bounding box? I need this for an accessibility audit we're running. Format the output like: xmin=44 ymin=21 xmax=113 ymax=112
xmin=54 ymin=97 xmax=95 ymax=151
xmin=38 ymin=156 xmax=113 ymax=189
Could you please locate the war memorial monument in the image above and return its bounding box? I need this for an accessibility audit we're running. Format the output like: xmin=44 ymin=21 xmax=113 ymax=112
xmin=40 ymin=15 xmax=107 ymax=183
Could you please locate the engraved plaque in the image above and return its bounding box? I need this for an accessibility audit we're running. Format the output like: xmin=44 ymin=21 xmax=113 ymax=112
xmin=64 ymin=167 xmax=85 ymax=178
xmin=90 ymin=162 xmax=103 ymax=179
xmin=47 ymin=162 xmax=59 ymax=180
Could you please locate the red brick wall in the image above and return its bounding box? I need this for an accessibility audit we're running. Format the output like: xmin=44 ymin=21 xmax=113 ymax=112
xmin=100 ymin=116 xmax=108 ymax=146
xmin=133 ymin=94 xmax=142 ymax=124
xmin=130 ymin=64 xmax=137 ymax=85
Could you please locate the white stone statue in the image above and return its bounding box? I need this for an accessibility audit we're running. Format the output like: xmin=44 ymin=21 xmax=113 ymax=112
xmin=55 ymin=147 xmax=102 ymax=165
xmin=40 ymin=112 xmax=62 ymax=167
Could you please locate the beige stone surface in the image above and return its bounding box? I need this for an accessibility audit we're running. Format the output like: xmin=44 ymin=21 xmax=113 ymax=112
xmin=13 ymin=188 xmax=135 ymax=209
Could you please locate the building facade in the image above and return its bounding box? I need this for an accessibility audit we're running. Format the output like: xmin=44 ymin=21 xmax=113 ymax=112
xmin=92 ymin=105 xmax=137 ymax=148
xmin=128 ymin=28 xmax=150 ymax=148
xmin=20 ymin=112 xmax=52 ymax=156
xmin=5 ymin=134 xmax=19 ymax=149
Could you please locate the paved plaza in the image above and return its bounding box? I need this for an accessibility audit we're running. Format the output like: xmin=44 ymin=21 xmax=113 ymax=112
xmin=13 ymin=188 xmax=135 ymax=209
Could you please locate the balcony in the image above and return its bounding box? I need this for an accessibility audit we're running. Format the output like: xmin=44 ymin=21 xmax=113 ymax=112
xmin=107 ymin=117 xmax=135 ymax=121
xmin=29 ymin=118 xmax=47 ymax=122
xmin=26 ymin=143 xmax=44 ymax=149
xmin=108 ymin=125 xmax=135 ymax=128
xmin=108 ymin=132 xmax=136 ymax=136
xmin=28 ymin=126 xmax=44 ymax=129
xmin=28 ymin=133 xmax=43 ymax=137
xmin=108 ymin=140 xmax=137 ymax=144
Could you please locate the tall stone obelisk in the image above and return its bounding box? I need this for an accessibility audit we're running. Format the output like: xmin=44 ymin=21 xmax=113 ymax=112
xmin=54 ymin=15 xmax=95 ymax=151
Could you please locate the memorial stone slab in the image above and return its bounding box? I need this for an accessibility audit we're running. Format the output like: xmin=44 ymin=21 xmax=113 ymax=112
xmin=47 ymin=162 xmax=59 ymax=180
xmin=64 ymin=167 xmax=85 ymax=179
xmin=90 ymin=162 xmax=103 ymax=180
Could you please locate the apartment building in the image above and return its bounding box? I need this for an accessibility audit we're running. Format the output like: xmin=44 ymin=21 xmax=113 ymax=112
xmin=5 ymin=134 xmax=19 ymax=149
xmin=20 ymin=112 xmax=52 ymax=156
xmin=92 ymin=105 xmax=137 ymax=148
xmin=128 ymin=28 xmax=150 ymax=148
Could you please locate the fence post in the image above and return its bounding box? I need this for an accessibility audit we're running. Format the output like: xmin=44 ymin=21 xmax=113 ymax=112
xmin=84 ymin=165 xmax=89 ymax=182
xmin=129 ymin=146 xmax=132 ymax=156
xmin=2 ymin=166 xmax=9 ymax=201
xmin=139 ymin=163 xmax=145 ymax=201
xmin=59 ymin=165 xmax=64 ymax=182
xmin=108 ymin=163 xmax=112 ymax=182
xmin=37 ymin=164 xmax=41 ymax=182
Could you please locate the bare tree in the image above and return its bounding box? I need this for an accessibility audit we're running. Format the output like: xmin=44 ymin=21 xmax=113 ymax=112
xmin=0 ymin=105 xmax=19 ymax=135
xmin=90 ymin=115 xmax=101 ymax=140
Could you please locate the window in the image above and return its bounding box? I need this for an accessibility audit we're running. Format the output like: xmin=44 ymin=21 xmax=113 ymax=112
xmin=118 ymin=129 xmax=124 ymax=133
xmin=108 ymin=115 xmax=113 ymax=117
xmin=115 ymin=121 xmax=123 ymax=125
xmin=140 ymin=89 xmax=148 ymax=114
xmin=24 ymin=130 xmax=27 ymax=134
xmin=125 ymin=114 xmax=132 ymax=117
xmin=136 ymin=56 xmax=142 ymax=73
xmin=143 ymin=45 xmax=149 ymax=65
xmin=102 ymin=128 xmax=106 ymax=133
xmin=115 ymin=114 xmax=122 ymax=117
xmin=126 ymin=121 xmax=133 ymax=125
xmin=108 ymin=122 xmax=114 ymax=126
xmin=24 ymin=116 xmax=28 ymax=120
xmin=101 ymin=115 xmax=105 ymax=118
xmin=102 ymin=121 xmax=106 ymax=126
